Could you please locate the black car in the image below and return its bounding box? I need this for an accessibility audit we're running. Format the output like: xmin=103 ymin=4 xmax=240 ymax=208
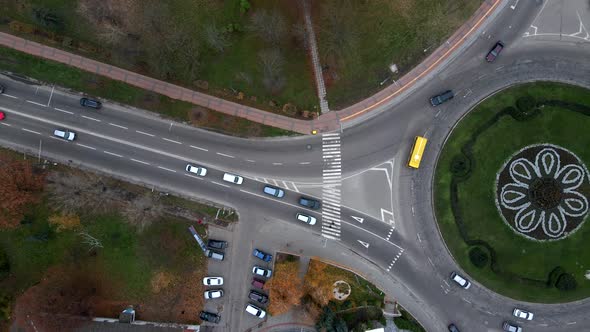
xmin=430 ymin=90 xmax=454 ymax=106
xmin=448 ymin=324 xmax=460 ymax=332
xmin=199 ymin=311 xmax=221 ymax=324
xmin=207 ymin=239 xmax=227 ymax=250
xmin=0 ymin=84 xmax=5 ymax=94
xmin=248 ymin=290 xmax=269 ymax=304
xmin=298 ymin=196 xmax=321 ymax=209
xmin=80 ymin=97 xmax=102 ymax=109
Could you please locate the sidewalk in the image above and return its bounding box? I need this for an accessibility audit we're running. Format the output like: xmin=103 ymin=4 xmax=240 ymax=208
xmin=0 ymin=0 xmax=502 ymax=134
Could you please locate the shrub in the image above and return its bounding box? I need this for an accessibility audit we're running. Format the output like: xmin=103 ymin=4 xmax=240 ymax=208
xmin=546 ymin=266 xmax=565 ymax=288
xmin=0 ymin=249 xmax=9 ymax=280
xmin=511 ymin=97 xmax=538 ymax=121
xmin=450 ymin=153 xmax=471 ymax=178
xmin=555 ymin=273 xmax=577 ymax=292
xmin=469 ymin=246 xmax=489 ymax=268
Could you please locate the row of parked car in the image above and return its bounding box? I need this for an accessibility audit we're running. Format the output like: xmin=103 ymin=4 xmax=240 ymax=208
xmin=199 ymin=238 xmax=229 ymax=324
xmin=448 ymin=271 xmax=533 ymax=332
xmin=246 ymin=248 xmax=274 ymax=319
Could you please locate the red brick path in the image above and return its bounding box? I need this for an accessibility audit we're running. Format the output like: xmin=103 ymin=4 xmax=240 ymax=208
xmin=0 ymin=0 xmax=501 ymax=134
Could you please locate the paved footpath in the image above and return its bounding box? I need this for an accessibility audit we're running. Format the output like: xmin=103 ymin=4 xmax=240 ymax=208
xmin=0 ymin=0 xmax=501 ymax=135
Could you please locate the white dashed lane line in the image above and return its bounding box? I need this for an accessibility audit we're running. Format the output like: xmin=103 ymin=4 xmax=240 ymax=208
xmin=157 ymin=166 xmax=177 ymax=173
xmin=0 ymin=123 xmax=11 ymax=127
xmin=184 ymin=173 xmax=204 ymax=180
xmin=190 ymin=145 xmax=208 ymax=152
xmin=54 ymin=108 xmax=74 ymax=115
xmin=211 ymin=181 xmax=230 ymax=188
xmin=1 ymin=94 xmax=18 ymax=99
xmin=216 ymin=152 xmax=235 ymax=158
xmin=109 ymin=123 xmax=128 ymax=130
xmin=103 ymin=151 xmax=123 ymax=158
xmin=246 ymin=159 xmax=255 ymax=163
xmin=299 ymin=162 xmax=311 ymax=165
xmin=81 ymin=115 xmax=101 ymax=122
xmin=21 ymin=128 xmax=41 ymax=135
xmin=26 ymin=100 xmax=46 ymax=107
xmin=130 ymin=158 xmax=150 ymax=165
xmin=76 ymin=143 xmax=96 ymax=150
xmin=136 ymin=130 xmax=155 ymax=137
xmin=272 ymin=162 xmax=283 ymax=166
xmin=162 ymin=138 xmax=182 ymax=144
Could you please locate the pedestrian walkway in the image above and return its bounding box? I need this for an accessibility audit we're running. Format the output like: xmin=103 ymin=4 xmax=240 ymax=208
xmin=302 ymin=0 xmax=330 ymax=114
xmin=0 ymin=0 xmax=503 ymax=135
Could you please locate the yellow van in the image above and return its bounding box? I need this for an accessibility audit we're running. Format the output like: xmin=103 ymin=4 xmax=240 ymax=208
xmin=408 ymin=136 xmax=428 ymax=169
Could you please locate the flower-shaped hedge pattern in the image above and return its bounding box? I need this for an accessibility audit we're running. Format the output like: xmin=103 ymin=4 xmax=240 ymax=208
xmin=495 ymin=144 xmax=590 ymax=241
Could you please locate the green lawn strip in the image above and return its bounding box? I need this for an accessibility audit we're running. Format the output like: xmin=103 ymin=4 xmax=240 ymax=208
xmin=0 ymin=46 xmax=297 ymax=137
xmin=315 ymin=0 xmax=481 ymax=109
xmin=324 ymin=264 xmax=385 ymax=308
xmin=434 ymin=82 xmax=590 ymax=302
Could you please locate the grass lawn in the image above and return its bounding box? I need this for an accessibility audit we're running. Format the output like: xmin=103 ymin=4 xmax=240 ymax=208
xmin=434 ymin=82 xmax=590 ymax=302
xmin=314 ymin=0 xmax=482 ymax=109
xmin=0 ymin=0 xmax=317 ymax=116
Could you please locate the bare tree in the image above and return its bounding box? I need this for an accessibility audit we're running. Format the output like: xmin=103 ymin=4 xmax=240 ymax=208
xmin=291 ymin=22 xmax=309 ymax=51
xmin=258 ymin=49 xmax=285 ymax=94
xmin=123 ymin=193 xmax=163 ymax=229
xmin=47 ymin=171 xmax=121 ymax=214
xmin=248 ymin=8 xmax=287 ymax=45
xmin=203 ymin=22 xmax=230 ymax=53
xmin=319 ymin=0 xmax=359 ymax=63
xmin=78 ymin=231 xmax=103 ymax=252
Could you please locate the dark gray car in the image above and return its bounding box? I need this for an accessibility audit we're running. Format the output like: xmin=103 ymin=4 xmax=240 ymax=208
xmin=207 ymin=239 xmax=227 ymax=250
xmin=80 ymin=97 xmax=102 ymax=109
xmin=248 ymin=290 xmax=269 ymax=304
xmin=430 ymin=90 xmax=454 ymax=106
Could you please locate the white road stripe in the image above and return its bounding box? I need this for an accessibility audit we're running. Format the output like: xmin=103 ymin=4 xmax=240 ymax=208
xmin=130 ymin=158 xmax=150 ymax=165
xmin=157 ymin=166 xmax=177 ymax=173
xmin=162 ymin=137 xmax=182 ymax=144
xmin=22 ymin=128 xmax=41 ymax=135
xmin=54 ymin=107 xmax=74 ymax=115
xmin=272 ymin=162 xmax=283 ymax=166
xmin=216 ymin=152 xmax=235 ymax=158
xmin=136 ymin=130 xmax=155 ymax=137
xmin=291 ymin=182 xmax=299 ymax=192
xmin=184 ymin=173 xmax=204 ymax=180
xmin=322 ymin=143 xmax=341 ymax=148
xmin=0 ymin=123 xmax=11 ymax=127
xmin=321 ymin=228 xmax=341 ymax=236
xmin=246 ymin=159 xmax=256 ymax=163
xmin=26 ymin=100 xmax=46 ymax=107
xmin=321 ymin=196 xmax=340 ymax=205
xmin=321 ymin=234 xmax=337 ymax=240
xmin=298 ymin=162 xmax=311 ymax=165
xmin=190 ymin=145 xmax=208 ymax=152
xmin=109 ymin=123 xmax=128 ymax=130
xmin=211 ymin=181 xmax=230 ymax=188
xmin=76 ymin=143 xmax=96 ymax=150
xmin=81 ymin=115 xmax=101 ymax=122
xmin=103 ymin=151 xmax=123 ymax=157
xmin=1 ymin=94 xmax=18 ymax=99
xmin=271 ymin=179 xmax=278 ymax=186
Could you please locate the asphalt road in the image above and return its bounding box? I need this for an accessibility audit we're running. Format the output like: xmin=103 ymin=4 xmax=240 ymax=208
xmin=2 ymin=0 xmax=590 ymax=331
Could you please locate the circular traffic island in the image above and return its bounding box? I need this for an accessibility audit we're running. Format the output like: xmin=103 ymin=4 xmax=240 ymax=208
xmin=434 ymin=82 xmax=590 ymax=302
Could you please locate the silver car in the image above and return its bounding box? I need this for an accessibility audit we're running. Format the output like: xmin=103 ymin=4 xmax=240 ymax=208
xmin=53 ymin=128 xmax=76 ymax=141
xmin=186 ymin=164 xmax=207 ymax=176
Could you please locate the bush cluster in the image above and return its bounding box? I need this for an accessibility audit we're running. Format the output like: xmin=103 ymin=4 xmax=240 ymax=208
xmin=468 ymin=247 xmax=489 ymax=268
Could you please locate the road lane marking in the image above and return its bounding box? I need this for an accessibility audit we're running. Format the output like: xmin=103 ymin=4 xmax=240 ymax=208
xmin=340 ymin=220 xmax=404 ymax=250
xmin=26 ymin=100 xmax=46 ymax=107
xmin=211 ymin=181 xmax=230 ymax=188
xmin=136 ymin=130 xmax=155 ymax=137
xmin=109 ymin=123 xmax=128 ymax=130
xmin=461 ymin=297 xmax=471 ymax=304
xmin=216 ymin=152 xmax=235 ymax=158
xmin=82 ymin=115 xmax=101 ymax=122
xmin=351 ymin=216 xmax=364 ymax=223
xmin=54 ymin=107 xmax=74 ymax=115
xmin=103 ymin=151 xmax=123 ymax=157
xmin=130 ymin=158 xmax=150 ymax=165
xmin=0 ymin=123 xmax=11 ymax=127
xmin=298 ymin=162 xmax=310 ymax=165
xmin=76 ymin=143 xmax=96 ymax=150
xmin=357 ymin=240 xmax=369 ymax=248
xmin=22 ymin=128 xmax=41 ymax=135
xmin=162 ymin=137 xmax=182 ymax=144
xmin=1 ymin=94 xmax=18 ymax=99
xmin=190 ymin=145 xmax=208 ymax=152
xmin=272 ymin=162 xmax=283 ymax=166
xmin=246 ymin=159 xmax=255 ymax=163
xmin=157 ymin=166 xmax=177 ymax=173
xmin=184 ymin=173 xmax=204 ymax=180
xmin=567 ymin=322 xmax=576 ymax=325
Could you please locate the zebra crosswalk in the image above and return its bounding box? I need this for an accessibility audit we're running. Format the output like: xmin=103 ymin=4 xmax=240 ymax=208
xmin=321 ymin=133 xmax=342 ymax=239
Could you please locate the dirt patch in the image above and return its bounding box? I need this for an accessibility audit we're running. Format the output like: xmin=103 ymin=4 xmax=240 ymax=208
xmin=151 ymin=271 xmax=177 ymax=294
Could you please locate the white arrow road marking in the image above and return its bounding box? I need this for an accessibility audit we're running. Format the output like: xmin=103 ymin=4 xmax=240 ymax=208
xmin=351 ymin=216 xmax=364 ymax=223
xmin=357 ymin=240 xmax=369 ymax=249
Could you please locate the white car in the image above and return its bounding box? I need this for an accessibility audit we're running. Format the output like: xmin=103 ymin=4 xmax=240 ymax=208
xmin=53 ymin=128 xmax=76 ymax=141
xmin=512 ymin=308 xmax=533 ymax=320
xmin=204 ymin=289 xmax=223 ymax=299
xmin=245 ymin=304 xmax=266 ymax=319
xmin=450 ymin=272 xmax=471 ymax=289
xmin=186 ymin=164 xmax=207 ymax=176
xmin=252 ymin=266 xmax=272 ymax=278
xmin=296 ymin=213 xmax=317 ymax=225
xmin=203 ymin=277 xmax=223 ymax=286
xmin=223 ymin=173 xmax=244 ymax=185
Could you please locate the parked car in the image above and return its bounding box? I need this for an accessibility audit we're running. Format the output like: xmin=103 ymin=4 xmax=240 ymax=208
xmin=53 ymin=128 xmax=76 ymax=141
xmin=245 ymin=304 xmax=266 ymax=319
xmin=80 ymin=97 xmax=102 ymax=109
xmin=502 ymin=321 xmax=522 ymax=332
xmin=206 ymin=249 xmax=224 ymax=261
xmin=204 ymin=289 xmax=223 ymax=299
xmin=199 ymin=311 xmax=220 ymax=324
xmin=252 ymin=278 xmax=265 ymax=289
xmin=448 ymin=324 xmax=460 ymax=332
xmin=296 ymin=213 xmax=317 ymax=225
xmin=512 ymin=308 xmax=534 ymax=320
xmin=0 ymin=84 xmax=5 ymax=94
xmin=223 ymin=172 xmax=244 ymax=185
xmin=248 ymin=290 xmax=269 ymax=304
xmin=207 ymin=239 xmax=227 ymax=250
xmin=263 ymin=185 xmax=285 ymax=198
xmin=186 ymin=164 xmax=207 ymax=176
xmin=298 ymin=196 xmax=321 ymax=209
xmin=430 ymin=90 xmax=454 ymax=106
xmin=203 ymin=277 xmax=224 ymax=286
xmin=252 ymin=266 xmax=272 ymax=278
xmin=485 ymin=41 xmax=504 ymax=62
xmin=450 ymin=271 xmax=471 ymax=289
xmin=0 ymin=111 xmax=5 ymax=121
xmin=253 ymin=249 xmax=272 ymax=262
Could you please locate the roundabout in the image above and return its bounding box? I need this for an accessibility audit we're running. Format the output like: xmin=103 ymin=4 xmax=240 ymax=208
xmin=435 ymin=82 xmax=590 ymax=302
